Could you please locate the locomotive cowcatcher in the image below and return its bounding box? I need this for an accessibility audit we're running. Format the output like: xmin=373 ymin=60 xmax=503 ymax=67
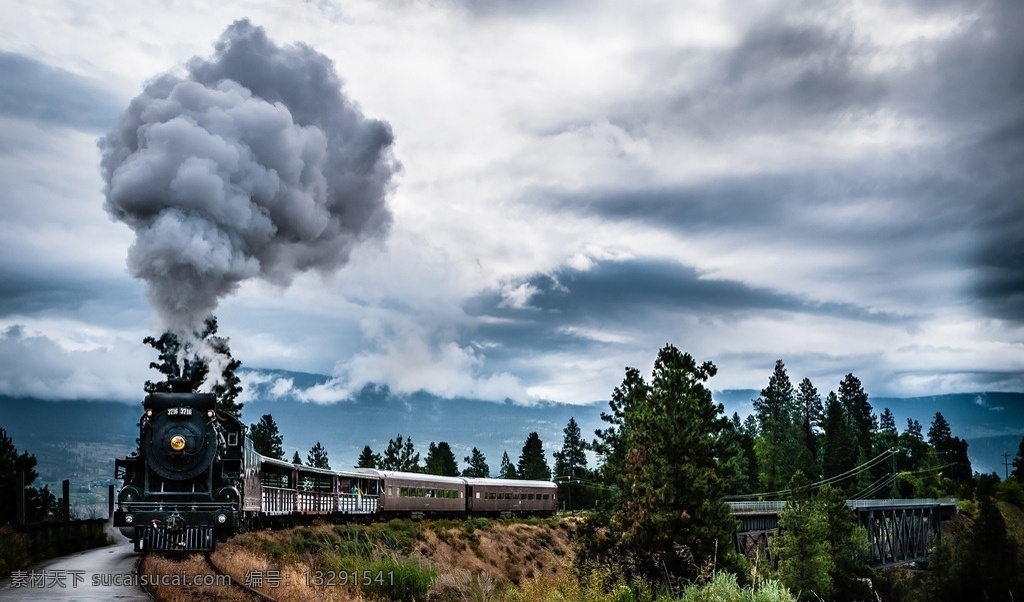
xmin=113 ymin=390 xmax=244 ymax=552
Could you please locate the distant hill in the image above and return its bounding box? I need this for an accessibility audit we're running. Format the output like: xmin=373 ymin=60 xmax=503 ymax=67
xmin=0 ymin=372 xmax=1021 ymax=495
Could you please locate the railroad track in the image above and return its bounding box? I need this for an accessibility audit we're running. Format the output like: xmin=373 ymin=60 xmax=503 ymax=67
xmin=137 ymin=551 xmax=278 ymax=602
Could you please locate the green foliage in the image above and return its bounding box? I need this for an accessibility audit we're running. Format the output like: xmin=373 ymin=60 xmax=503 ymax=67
xmin=518 ymin=432 xmax=552 ymax=481
xmin=143 ymin=315 xmax=243 ymax=416
xmin=291 ymin=450 xmax=303 ymax=465
xmin=929 ymin=496 xmax=1023 ymax=601
xmin=554 ymin=417 xmax=593 ymax=508
xmin=357 ymin=444 xmax=380 ymax=468
xmin=773 ymin=476 xmax=870 ymax=602
xmin=1013 ymin=435 xmax=1024 ymax=483
xmin=821 ymin=392 xmax=856 ymax=489
xmin=996 ymin=479 xmax=1024 ymax=508
xmin=680 ymin=572 xmax=795 ymax=602
xmin=583 ymin=344 xmax=738 ymax=588
xmin=462 ymin=447 xmax=490 ymax=478
xmin=720 ymin=413 xmax=758 ymax=496
xmin=753 ymin=361 xmax=811 ymax=492
xmin=249 ymin=413 xmax=284 ymax=459
xmin=381 ymin=434 xmax=422 ymax=472
xmin=499 ymin=450 xmax=518 ymax=479
xmin=0 ymin=427 xmax=57 ymax=525
xmin=425 ymin=441 xmax=460 ymax=476
xmin=307 ymin=441 xmax=330 ymax=469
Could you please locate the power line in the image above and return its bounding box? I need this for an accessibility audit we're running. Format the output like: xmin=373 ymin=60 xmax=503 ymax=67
xmin=726 ymin=447 xmax=898 ymax=501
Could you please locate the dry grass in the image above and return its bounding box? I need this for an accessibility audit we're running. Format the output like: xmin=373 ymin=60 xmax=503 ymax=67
xmin=141 ymin=553 xmax=257 ymax=602
xmin=145 ymin=518 xmax=576 ymax=601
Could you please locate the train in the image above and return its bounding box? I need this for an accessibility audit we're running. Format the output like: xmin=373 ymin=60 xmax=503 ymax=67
xmin=112 ymin=391 xmax=557 ymax=552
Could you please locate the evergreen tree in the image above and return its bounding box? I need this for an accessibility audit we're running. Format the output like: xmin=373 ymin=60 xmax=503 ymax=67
xmin=593 ymin=366 xmax=648 ymax=490
xmin=143 ymin=316 xmax=243 ymax=417
xmin=518 ymin=432 xmax=551 ymax=480
xmin=878 ymin=408 xmax=897 ymax=435
xmin=905 ymin=418 xmax=923 ymax=440
xmin=554 ymin=417 xmax=590 ymax=509
xmin=796 ymin=377 xmax=824 ymax=478
xmin=928 ymin=412 xmax=953 ymax=456
xmin=1 ymin=427 xmax=40 ymax=525
xmin=1013 ymin=435 xmax=1024 ymax=483
xmin=822 ymin=391 xmax=856 ymax=485
xmin=462 ymin=448 xmax=489 ymax=478
xmin=498 ymin=451 xmax=518 ymax=479
xmin=584 ymin=344 xmax=737 ymax=585
xmin=776 ymin=472 xmax=833 ymax=600
xmin=838 ymin=373 xmax=873 ymax=462
xmin=424 ymin=441 xmax=460 ymax=476
xmin=357 ymin=445 xmax=379 ymax=469
xmin=249 ymin=414 xmax=284 ymax=460
xmin=381 ymin=435 xmax=421 ymax=472
xmin=292 ymin=450 xmax=303 ymax=465
xmin=721 ymin=413 xmax=759 ymax=496
xmin=754 ymin=360 xmax=808 ymax=491
xmin=307 ymin=441 xmax=330 ymax=469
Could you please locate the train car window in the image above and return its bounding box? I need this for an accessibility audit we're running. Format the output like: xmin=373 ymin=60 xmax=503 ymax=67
xmin=228 ymin=433 xmax=238 ymax=446
xmin=388 ymin=486 xmax=393 ymax=496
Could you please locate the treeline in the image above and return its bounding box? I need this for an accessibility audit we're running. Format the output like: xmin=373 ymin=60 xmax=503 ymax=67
xmin=725 ymin=359 xmax=974 ymax=499
xmin=249 ymin=413 xmax=593 ymax=496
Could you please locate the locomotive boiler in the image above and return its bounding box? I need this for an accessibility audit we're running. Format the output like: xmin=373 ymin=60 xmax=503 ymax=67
xmin=113 ymin=391 xmax=244 ymax=552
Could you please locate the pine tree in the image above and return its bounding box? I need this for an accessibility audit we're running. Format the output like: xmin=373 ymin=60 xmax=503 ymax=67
xmin=424 ymin=441 xmax=460 ymax=476
xmin=822 ymin=391 xmax=856 ymax=484
xmin=249 ymin=414 xmax=284 ymax=460
xmin=721 ymin=413 xmax=758 ymax=495
xmin=1 ymin=427 xmax=40 ymax=525
xmin=776 ymin=472 xmax=833 ymax=600
xmin=307 ymin=441 xmax=330 ymax=469
xmin=1013 ymin=435 xmax=1024 ymax=483
xmin=838 ymin=373 xmax=873 ymax=462
xmin=381 ymin=435 xmax=421 ymax=472
xmin=753 ymin=360 xmax=808 ymax=491
xmin=593 ymin=366 xmax=647 ymax=489
xmin=143 ymin=315 xmax=243 ymax=417
xmin=554 ymin=417 xmax=590 ymax=509
xmin=586 ymin=344 xmax=736 ymax=584
xmin=796 ymin=377 xmax=824 ymax=479
xmin=498 ymin=451 xmax=518 ymax=479
xmin=518 ymin=432 xmax=551 ymax=480
xmin=292 ymin=451 xmax=303 ymax=465
xmin=357 ymin=445 xmax=379 ymax=469
xmin=462 ymin=448 xmax=490 ymax=478
xmin=928 ymin=412 xmax=953 ymax=455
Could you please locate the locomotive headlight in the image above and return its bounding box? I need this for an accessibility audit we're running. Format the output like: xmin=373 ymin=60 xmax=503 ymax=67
xmin=170 ymin=435 xmax=186 ymax=451
xmin=125 ymin=514 xmax=134 ymax=524
xmin=145 ymin=409 xmax=152 ymax=417
xmin=217 ymin=513 xmax=227 ymax=524
xmin=207 ymin=410 xmax=215 ymax=418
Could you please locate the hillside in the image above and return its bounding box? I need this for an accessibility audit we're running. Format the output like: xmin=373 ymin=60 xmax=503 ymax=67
xmin=142 ymin=517 xmax=577 ymax=601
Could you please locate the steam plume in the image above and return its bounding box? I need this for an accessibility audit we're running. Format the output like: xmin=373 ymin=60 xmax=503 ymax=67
xmin=100 ymin=20 xmax=398 ymax=334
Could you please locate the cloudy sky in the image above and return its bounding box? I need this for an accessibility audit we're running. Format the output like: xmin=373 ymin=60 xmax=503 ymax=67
xmin=1 ymin=0 xmax=1022 ymax=407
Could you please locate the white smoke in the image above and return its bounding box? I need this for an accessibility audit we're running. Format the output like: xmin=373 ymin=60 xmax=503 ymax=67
xmin=100 ymin=20 xmax=398 ymax=335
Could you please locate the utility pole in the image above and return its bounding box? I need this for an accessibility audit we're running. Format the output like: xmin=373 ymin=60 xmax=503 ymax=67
xmin=1003 ymin=452 xmax=1012 ymax=480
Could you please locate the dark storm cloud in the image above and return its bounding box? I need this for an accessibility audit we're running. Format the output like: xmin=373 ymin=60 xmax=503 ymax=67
xmin=0 ymin=51 xmax=119 ymax=131
xmin=914 ymin=3 xmax=1024 ymax=322
xmin=466 ymin=258 xmax=906 ymax=357
xmin=0 ymin=266 xmax=145 ymax=317
xmin=100 ymin=20 xmax=399 ymax=335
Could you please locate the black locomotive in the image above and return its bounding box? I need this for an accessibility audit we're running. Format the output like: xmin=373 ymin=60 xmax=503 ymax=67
xmin=113 ymin=391 xmax=244 ymax=552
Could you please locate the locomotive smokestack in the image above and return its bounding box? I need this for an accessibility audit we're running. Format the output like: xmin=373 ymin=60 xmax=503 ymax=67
xmin=99 ymin=20 xmax=399 ymax=336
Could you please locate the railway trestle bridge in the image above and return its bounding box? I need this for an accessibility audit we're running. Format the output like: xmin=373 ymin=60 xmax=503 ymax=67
xmin=728 ymin=498 xmax=959 ymax=568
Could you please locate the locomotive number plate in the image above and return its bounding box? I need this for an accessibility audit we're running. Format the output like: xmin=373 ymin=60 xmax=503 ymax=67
xmin=166 ymin=407 xmax=193 ymax=416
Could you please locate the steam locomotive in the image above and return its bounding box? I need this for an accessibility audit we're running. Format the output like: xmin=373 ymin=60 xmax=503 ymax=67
xmin=113 ymin=391 xmax=557 ymax=552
